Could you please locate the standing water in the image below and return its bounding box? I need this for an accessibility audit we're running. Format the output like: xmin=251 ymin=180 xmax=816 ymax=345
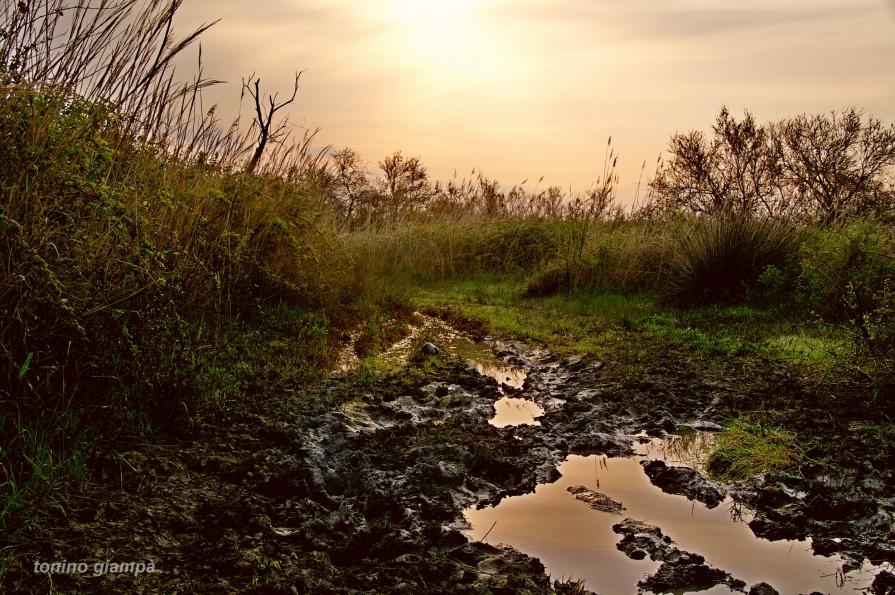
xmin=463 ymin=432 xmax=882 ymax=593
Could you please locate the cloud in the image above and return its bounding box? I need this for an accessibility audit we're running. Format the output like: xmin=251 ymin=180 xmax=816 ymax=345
xmin=488 ymin=0 xmax=878 ymax=42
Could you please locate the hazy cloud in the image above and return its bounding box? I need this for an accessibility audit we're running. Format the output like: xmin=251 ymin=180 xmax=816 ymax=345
xmin=174 ymin=0 xmax=895 ymax=198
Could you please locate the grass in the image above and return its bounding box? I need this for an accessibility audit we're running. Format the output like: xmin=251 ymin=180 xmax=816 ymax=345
xmin=403 ymin=276 xmax=851 ymax=375
xmin=410 ymin=276 xmax=658 ymax=356
xmin=706 ymin=419 xmax=807 ymax=481
xmin=764 ymin=334 xmax=849 ymax=370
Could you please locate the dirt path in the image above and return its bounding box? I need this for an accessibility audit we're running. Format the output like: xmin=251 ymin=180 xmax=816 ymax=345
xmin=7 ymin=321 xmax=895 ymax=593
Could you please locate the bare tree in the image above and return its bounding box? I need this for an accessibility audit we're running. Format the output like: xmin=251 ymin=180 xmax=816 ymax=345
xmin=773 ymin=109 xmax=895 ymax=225
xmin=650 ymin=108 xmax=786 ymax=217
xmin=378 ymin=151 xmax=430 ymax=219
xmin=330 ymin=147 xmax=370 ymax=225
xmin=243 ymin=71 xmax=301 ymax=174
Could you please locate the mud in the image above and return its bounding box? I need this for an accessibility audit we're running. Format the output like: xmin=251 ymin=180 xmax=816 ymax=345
xmin=567 ymin=485 xmax=625 ymax=513
xmin=612 ymin=519 xmax=746 ymax=592
xmin=8 ymin=317 xmax=895 ymax=593
xmin=641 ymin=459 xmax=727 ymax=508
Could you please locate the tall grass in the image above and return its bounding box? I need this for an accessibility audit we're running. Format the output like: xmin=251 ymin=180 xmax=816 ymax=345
xmin=0 ymin=0 xmax=365 ymax=532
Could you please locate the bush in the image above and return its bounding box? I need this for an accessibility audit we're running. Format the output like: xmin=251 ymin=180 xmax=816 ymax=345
xmin=667 ymin=214 xmax=802 ymax=305
xmin=798 ymin=221 xmax=895 ymax=324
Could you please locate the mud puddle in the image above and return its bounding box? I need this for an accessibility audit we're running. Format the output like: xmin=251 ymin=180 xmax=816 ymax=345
xmin=463 ymin=432 xmax=883 ymax=593
xmin=490 ymin=397 xmax=544 ymax=428
xmin=341 ymin=312 xmax=544 ymax=428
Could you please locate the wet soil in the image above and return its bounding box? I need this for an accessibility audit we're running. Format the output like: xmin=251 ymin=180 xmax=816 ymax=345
xmin=6 ymin=316 xmax=895 ymax=593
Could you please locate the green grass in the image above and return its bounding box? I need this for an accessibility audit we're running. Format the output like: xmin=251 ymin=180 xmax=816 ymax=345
xmin=403 ymin=276 xmax=851 ymax=373
xmin=764 ymin=334 xmax=849 ymax=370
xmin=706 ymin=419 xmax=807 ymax=481
xmin=409 ymin=276 xmax=658 ymax=356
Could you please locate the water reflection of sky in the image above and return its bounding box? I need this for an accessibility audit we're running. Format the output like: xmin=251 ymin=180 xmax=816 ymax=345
xmin=464 ymin=434 xmax=883 ymax=594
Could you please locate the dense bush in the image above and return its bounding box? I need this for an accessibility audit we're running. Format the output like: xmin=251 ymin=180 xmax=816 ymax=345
xmin=798 ymin=222 xmax=895 ymax=325
xmin=666 ymin=214 xmax=803 ymax=305
xmin=650 ymin=108 xmax=895 ymax=223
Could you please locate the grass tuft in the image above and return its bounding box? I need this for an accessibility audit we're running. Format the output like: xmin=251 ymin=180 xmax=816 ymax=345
xmin=706 ymin=419 xmax=807 ymax=481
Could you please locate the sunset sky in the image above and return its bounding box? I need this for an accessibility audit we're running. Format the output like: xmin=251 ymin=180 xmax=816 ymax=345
xmin=175 ymin=0 xmax=895 ymax=201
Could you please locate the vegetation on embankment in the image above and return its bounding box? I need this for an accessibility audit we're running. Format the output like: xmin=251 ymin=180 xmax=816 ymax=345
xmin=0 ymin=0 xmax=406 ymax=538
xmin=2 ymin=0 xmax=895 ymax=560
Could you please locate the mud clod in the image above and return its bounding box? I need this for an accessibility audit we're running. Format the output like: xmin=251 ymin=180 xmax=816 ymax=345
xmin=612 ymin=518 xmax=745 ymax=593
xmin=640 ymin=459 xmax=726 ymax=508
xmin=748 ymin=582 xmax=780 ymax=595
xmin=566 ymin=485 xmax=624 ymax=514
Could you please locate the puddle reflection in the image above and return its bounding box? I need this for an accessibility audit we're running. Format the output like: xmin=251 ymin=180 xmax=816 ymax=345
xmin=463 ymin=434 xmax=880 ymax=594
xmin=490 ymin=396 xmax=544 ymax=428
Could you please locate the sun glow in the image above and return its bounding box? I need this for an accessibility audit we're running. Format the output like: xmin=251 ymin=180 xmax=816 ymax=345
xmin=390 ymin=0 xmax=479 ymax=27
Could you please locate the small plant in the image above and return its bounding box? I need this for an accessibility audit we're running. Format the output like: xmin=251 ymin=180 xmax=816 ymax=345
xmin=706 ymin=419 xmax=806 ymax=481
xmin=799 ymin=221 xmax=895 ymax=327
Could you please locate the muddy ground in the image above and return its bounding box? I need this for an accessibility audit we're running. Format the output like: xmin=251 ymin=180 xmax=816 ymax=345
xmin=5 ymin=318 xmax=895 ymax=594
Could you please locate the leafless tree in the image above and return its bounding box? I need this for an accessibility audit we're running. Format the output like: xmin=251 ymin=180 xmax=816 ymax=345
xmin=773 ymin=109 xmax=895 ymax=225
xmin=243 ymin=71 xmax=301 ymax=174
xmin=330 ymin=147 xmax=370 ymax=225
xmin=650 ymin=108 xmax=786 ymax=217
xmin=378 ymin=151 xmax=430 ymax=218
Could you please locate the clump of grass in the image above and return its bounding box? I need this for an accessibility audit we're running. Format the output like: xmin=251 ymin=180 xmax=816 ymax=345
xmin=706 ymin=419 xmax=807 ymax=481
xmin=668 ymin=214 xmax=803 ymax=305
xmin=848 ymin=422 xmax=895 ymax=459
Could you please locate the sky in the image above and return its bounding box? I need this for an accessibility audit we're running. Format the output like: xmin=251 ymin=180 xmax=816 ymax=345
xmin=173 ymin=0 xmax=895 ymax=202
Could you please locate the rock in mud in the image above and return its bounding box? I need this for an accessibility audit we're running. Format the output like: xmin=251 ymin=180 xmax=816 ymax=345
xmin=612 ymin=518 xmax=745 ymax=593
xmin=641 ymin=459 xmax=726 ymax=508
xmin=641 ymin=557 xmax=742 ymax=594
xmin=871 ymin=570 xmax=895 ymax=594
xmin=612 ymin=518 xmax=673 ymax=561
xmin=421 ymin=341 xmax=441 ymax=355
xmin=566 ymin=485 xmax=624 ymax=514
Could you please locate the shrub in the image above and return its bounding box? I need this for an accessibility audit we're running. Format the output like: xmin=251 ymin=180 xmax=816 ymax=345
xmin=798 ymin=221 xmax=895 ymax=325
xmin=523 ymin=258 xmax=589 ymax=297
xmin=667 ymin=214 xmax=802 ymax=305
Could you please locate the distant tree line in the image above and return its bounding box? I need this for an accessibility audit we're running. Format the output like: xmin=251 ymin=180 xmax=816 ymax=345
xmin=316 ymin=108 xmax=894 ymax=229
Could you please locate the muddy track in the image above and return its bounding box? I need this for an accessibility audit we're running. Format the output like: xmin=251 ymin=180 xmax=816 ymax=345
xmin=9 ymin=329 xmax=895 ymax=593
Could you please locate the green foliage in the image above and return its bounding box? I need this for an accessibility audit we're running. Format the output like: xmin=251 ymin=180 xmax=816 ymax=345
xmin=0 ymin=88 xmax=370 ymax=532
xmin=706 ymin=419 xmax=807 ymax=481
xmin=798 ymin=221 xmax=895 ymax=324
xmin=642 ymin=313 xmax=758 ymax=357
xmin=754 ymin=264 xmax=788 ymax=299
